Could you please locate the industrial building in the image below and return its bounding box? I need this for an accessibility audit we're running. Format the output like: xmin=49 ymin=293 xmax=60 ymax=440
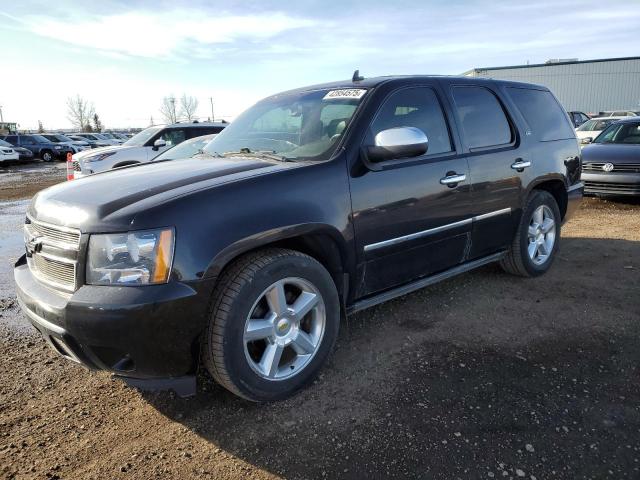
xmin=463 ymin=56 xmax=640 ymax=115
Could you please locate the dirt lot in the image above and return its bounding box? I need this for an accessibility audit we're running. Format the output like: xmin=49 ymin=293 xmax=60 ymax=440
xmin=1 ymin=169 xmax=639 ymax=479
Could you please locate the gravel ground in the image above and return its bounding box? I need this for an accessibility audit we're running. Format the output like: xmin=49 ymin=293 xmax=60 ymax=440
xmin=0 ymin=169 xmax=639 ymax=479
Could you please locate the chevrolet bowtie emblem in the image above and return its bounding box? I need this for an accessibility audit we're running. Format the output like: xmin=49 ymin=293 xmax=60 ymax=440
xmin=26 ymin=234 xmax=44 ymax=255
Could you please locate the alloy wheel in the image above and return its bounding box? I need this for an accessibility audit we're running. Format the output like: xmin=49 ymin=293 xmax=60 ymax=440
xmin=243 ymin=277 xmax=326 ymax=381
xmin=527 ymin=205 xmax=556 ymax=265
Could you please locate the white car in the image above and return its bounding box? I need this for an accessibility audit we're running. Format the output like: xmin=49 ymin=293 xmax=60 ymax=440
xmin=0 ymin=141 xmax=19 ymax=163
xmin=71 ymin=122 xmax=227 ymax=178
xmin=575 ymin=116 xmax=626 ymax=145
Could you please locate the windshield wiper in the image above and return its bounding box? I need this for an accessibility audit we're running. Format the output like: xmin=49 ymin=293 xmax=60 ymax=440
xmin=222 ymin=148 xmax=295 ymax=162
xmin=196 ymin=149 xmax=223 ymax=158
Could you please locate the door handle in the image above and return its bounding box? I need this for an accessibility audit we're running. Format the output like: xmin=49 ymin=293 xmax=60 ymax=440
xmin=440 ymin=173 xmax=466 ymax=187
xmin=511 ymin=159 xmax=531 ymax=171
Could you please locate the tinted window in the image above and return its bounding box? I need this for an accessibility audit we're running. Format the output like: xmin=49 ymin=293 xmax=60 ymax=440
xmin=452 ymin=86 xmax=512 ymax=149
xmin=21 ymin=136 xmax=35 ymax=145
xmin=159 ymin=129 xmax=186 ymax=147
xmin=369 ymin=87 xmax=452 ymax=156
xmin=507 ymin=88 xmax=575 ymax=141
xmin=595 ymin=122 xmax=640 ymax=144
xmin=5 ymin=136 xmax=18 ymax=144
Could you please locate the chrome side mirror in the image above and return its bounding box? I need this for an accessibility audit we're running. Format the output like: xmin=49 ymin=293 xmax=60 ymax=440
xmin=153 ymin=138 xmax=167 ymax=150
xmin=367 ymin=127 xmax=429 ymax=163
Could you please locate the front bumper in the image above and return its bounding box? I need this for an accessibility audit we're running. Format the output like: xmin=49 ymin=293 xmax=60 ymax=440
xmin=582 ymin=171 xmax=640 ymax=195
xmin=14 ymin=254 xmax=214 ymax=387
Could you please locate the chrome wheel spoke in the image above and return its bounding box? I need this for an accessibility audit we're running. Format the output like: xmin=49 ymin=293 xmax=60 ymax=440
xmin=533 ymin=206 xmax=544 ymax=225
xmin=541 ymin=218 xmax=555 ymax=234
xmin=259 ymin=343 xmax=284 ymax=378
xmin=245 ymin=318 xmax=275 ymax=342
xmin=291 ymin=331 xmax=315 ymax=355
xmin=537 ymin=240 xmax=549 ymax=256
xmin=265 ymin=281 xmax=288 ymax=316
xmin=528 ymin=225 xmax=538 ymax=238
xmin=290 ymin=291 xmax=319 ymax=322
xmin=528 ymin=241 xmax=538 ymax=259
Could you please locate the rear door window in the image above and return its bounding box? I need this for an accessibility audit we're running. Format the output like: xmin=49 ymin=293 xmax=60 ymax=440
xmin=507 ymin=88 xmax=575 ymax=141
xmin=21 ymin=136 xmax=35 ymax=145
xmin=452 ymin=86 xmax=513 ymax=149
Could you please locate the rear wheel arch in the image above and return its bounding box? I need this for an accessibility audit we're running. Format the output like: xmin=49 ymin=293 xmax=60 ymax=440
xmin=527 ymin=177 xmax=568 ymax=220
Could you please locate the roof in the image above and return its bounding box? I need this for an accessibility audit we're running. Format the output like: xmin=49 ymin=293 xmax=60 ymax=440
xmin=463 ymin=56 xmax=640 ymax=76
xmin=166 ymin=121 xmax=228 ymax=128
xmin=267 ymin=74 xmax=547 ymax=99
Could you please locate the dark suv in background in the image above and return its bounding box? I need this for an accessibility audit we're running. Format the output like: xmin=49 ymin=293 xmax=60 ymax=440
xmin=2 ymin=134 xmax=72 ymax=161
xmin=15 ymin=75 xmax=583 ymax=401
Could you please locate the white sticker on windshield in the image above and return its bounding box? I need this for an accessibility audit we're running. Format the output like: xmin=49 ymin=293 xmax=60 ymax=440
xmin=323 ymin=89 xmax=367 ymax=100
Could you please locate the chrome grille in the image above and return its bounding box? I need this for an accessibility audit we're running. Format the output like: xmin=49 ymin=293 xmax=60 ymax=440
xmin=25 ymin=217 xmax=81 ymax=291
xmin=584 ymin=181 xmax=640 ymax=194
xmin=25 ymin=218 xmax=80 ymax=248
xmin=582 ymin=162 xmax=640 ymax=173
xmin=33 ymin=255 xmax=76 ymax=288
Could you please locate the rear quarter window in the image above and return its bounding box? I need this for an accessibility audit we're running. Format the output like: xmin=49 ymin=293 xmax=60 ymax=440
xmin=506 ymin=88 xmax=575 ymax=142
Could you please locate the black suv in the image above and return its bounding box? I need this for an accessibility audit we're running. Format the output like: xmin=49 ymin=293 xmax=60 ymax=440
xmin=15 ymin=76 xmax=583 ymax=401
xmin=2 ymin=134 xmax=73 ymax=161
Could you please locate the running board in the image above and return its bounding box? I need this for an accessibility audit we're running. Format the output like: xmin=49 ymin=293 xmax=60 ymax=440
xmin=347 ymin=251 xmax=506 ymax=315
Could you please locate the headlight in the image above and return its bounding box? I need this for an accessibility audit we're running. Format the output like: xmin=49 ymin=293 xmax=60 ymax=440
xmin=87 ymin=228 xmax=174 ymax=285
xmin=54 ymin=145 xmax=62 ymax=150
xmin=85 ymin=151 xmax=116 ymax=162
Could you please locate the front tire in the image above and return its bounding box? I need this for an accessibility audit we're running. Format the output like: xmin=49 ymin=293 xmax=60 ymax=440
xmin=500 ymin=190 xmax=561 ymax=277
xmin=41 ymin=150 xmax=53 ymax=162
xmin=202 ymin=248 xmax=340 ymax=402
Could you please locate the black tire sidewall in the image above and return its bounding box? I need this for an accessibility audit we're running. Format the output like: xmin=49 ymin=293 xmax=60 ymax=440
xmin=220 ymin=255 xmax=340 ymax=401
xmin=42 ymin=150 xmax=53 ymax=162
xmin=518 ymin=191 xmax=561 ymax=276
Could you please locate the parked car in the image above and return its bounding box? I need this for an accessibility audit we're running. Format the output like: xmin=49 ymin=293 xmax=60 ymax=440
xmin=67 ymin=134 xmax=110 ymax=149
xmin=581 ymin=117 xmax=640 ymax=196
xmin=71 ymin=122 xmax=227 ymax=178
xmin=0 ymin=140 xmax=19 ymax=163
xmin=0 ymin=139 xmax=33 ymax=161
xmin=42 ymin=134 xmax=91 ymax=154
xmin=15 ymin=75 xmax=583 ymax=401
xmin=598 ymin=111 xmax=637 ymax=117
xmin=568 ymin=111 xmax=590 ymax=128
xmin=1 ymin=134 xmax=72 ymax=161
xmin=575 ymin=116 xmax=625 ymax=145
xmin=73 ymin=132 xmax=121 ymax=146
xmin=99 ymin=133 xmax=124 ymax=144
xmin=151 ymin=134 xmax=217 ymax=162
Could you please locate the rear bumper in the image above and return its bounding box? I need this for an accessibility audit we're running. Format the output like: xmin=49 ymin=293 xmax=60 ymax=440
xmin=564 ymin=182 xmax=584 ymax=223
xmin=582 ymin=171 xmax=640 ymax=195
xmin=14 ymin=255 xmax=214 ymax=390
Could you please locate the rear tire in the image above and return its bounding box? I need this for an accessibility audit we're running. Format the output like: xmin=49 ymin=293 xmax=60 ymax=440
xmin=202 ymin=248 xmax=340 ymax=402
xmin=500 ymin=190 xmax=561 ymax=277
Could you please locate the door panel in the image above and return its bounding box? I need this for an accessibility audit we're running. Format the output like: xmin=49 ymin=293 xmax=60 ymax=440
xmin=349 ymin=85 xmax=475 ymax=296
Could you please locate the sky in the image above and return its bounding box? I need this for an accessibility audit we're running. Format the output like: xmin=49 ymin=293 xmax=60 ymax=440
xmin=1 ymin=0 xmax=639 ymax=130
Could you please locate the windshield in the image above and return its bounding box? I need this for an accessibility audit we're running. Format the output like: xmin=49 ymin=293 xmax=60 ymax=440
xmin=203 ymin=88 xmax=366 ymax=161
xmin=577 ymin=118 xmax=615 ymax=132
xmin=101 ymin=133 xmax=115 ymax=139
xmin=594 ymin=122 xmax=640 ymax=144
xmin=124 ymin=127 xmax=162 ymax=147
xmin=32 ymin=135 xmax=51 ymax=143
xmin=154 ymin=134 xmax=217 ymax=161
xmin=56 ymin=134 xmax=73 ymax=142
xmin=0 ymin=139 xmax=11 ymax=147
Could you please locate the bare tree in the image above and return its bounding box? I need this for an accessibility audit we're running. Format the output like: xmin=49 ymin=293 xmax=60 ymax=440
xmin=179 ymin=94 xmax=199 ymax=121
xmin=93 ymin=113 xmax=103 ymax=132
xmin=37 ymin=120 xmax=44 ymax=133
xmin=66 ymin=95 xmax=95 ymax=131
xmin=159 ymin=96 xmax=178 ymax=124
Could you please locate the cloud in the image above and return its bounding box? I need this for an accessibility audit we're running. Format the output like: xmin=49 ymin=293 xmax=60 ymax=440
xmin=19 ymin=10 xmax=317 ymax=58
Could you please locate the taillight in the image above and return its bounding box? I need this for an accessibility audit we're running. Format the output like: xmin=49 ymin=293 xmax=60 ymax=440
xmin=66 ymin=153 xmax=74 ymax=181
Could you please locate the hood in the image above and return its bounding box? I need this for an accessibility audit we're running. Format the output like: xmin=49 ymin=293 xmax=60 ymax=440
xmin=29 ymin=156 xmax=292 ymax=230
xmin=582 ymin=143 xmax=640 ymax=164
xmin=73 ymin=144 xmax=131 ymax=159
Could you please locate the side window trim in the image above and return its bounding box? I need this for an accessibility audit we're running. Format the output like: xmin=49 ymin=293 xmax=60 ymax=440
xmin=361 ymin=84 xmax=457 ymax=167
xmin=450 ymin=84 xmax=519 ymax=154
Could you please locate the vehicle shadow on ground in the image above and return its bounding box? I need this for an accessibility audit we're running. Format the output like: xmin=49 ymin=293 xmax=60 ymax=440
xmin=144 ymin=236 xmax=640 ymax=479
